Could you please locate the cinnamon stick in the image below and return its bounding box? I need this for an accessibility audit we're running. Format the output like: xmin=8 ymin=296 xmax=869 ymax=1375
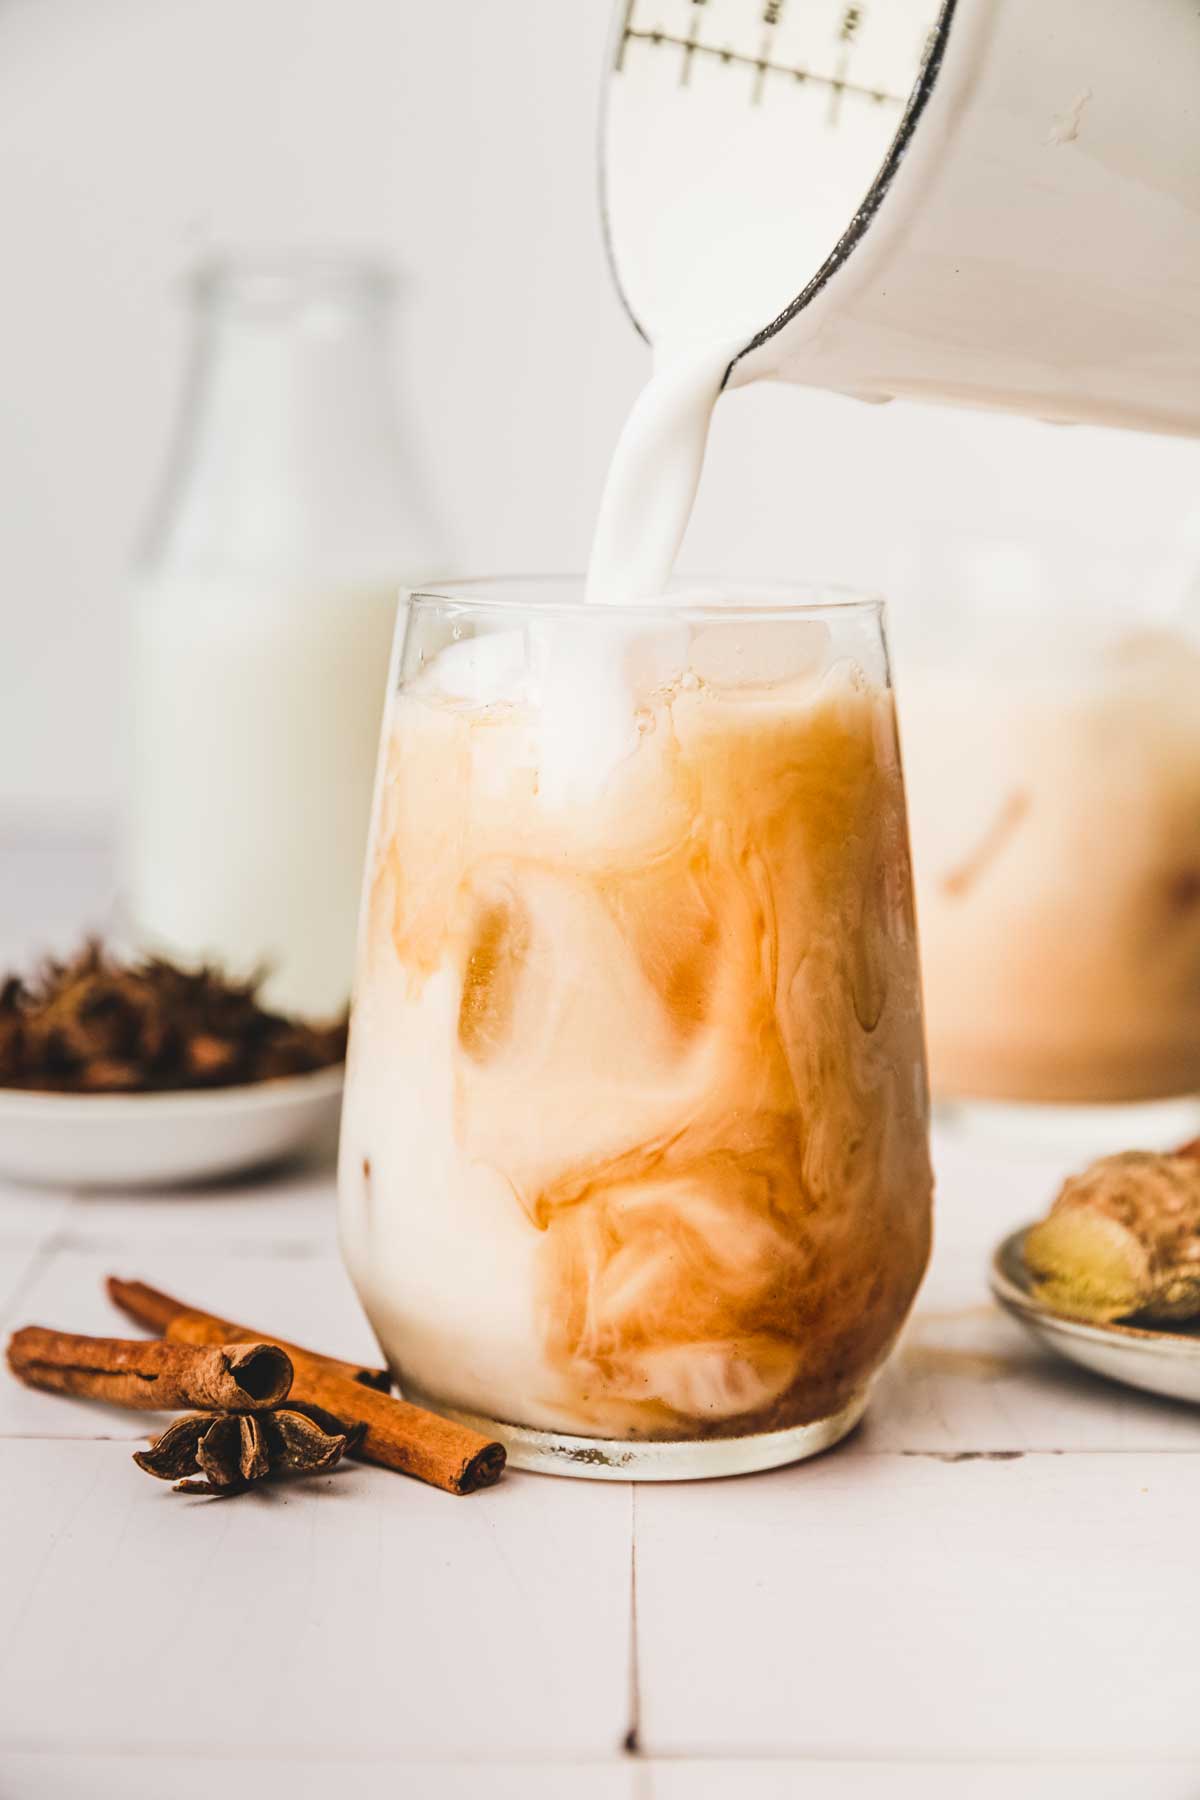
xmin=106 ymin=1277 xmax=506 ymax=1496
xmin=107 ymin=1278 xmax=391 ymax=1392
xmin=7 ymin=1327 xmax=293 ymax=1412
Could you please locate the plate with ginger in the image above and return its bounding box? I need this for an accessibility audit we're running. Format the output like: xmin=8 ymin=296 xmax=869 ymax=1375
xmin=991 ymin=1148 xmax=1200 ymax=1407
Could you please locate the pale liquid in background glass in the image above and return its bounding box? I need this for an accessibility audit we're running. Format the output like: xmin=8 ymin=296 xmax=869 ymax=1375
xmin=904 ymin=632 xmax=1200 ymax=1105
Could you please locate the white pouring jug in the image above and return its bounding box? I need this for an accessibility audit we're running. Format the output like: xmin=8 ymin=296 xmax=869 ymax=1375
xmin=601 ymin=0 xmax=1200 ymax=435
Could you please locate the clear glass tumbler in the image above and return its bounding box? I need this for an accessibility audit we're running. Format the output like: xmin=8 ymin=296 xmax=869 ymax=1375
xmin=338 ymin=578 xmax=933 ymax=1479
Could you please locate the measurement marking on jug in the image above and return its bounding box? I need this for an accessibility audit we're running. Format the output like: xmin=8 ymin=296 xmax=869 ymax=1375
xmin=680 ymin=0 xmax=707 ymax=86
xmin=751 ymin=0 xmax=781 ymax=104
xmin=617 ymin=27 xmax=903 ymax=110
xmin=614 ymin=0 xmax=637 ymax=71
xmin=752 ymin=41 xmax=768 ymax=104
xmin=829 ymin=16 xmax=863 ymax=128
xmin=616 ymin=0 xmax=903 ymax=112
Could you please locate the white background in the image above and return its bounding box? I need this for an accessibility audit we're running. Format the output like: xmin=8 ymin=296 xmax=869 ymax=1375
xmin=2 ymin=0 xmax=1197 ymax=822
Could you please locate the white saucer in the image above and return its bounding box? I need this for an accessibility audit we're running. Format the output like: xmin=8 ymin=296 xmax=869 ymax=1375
xmin=0 ymin=1066 xmax=344 ymax=1190
xmin=991 ymin=1228 xmax=1200 ymax=1407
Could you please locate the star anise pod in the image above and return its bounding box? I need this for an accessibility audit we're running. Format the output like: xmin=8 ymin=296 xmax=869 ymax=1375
xmin=134 ymin=1400 xmax=365 ymax=1497
xmin=1 ymin=939 xmax=347 ymax=1094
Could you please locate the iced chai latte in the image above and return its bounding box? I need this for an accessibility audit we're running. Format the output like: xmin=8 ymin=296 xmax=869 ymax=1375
xmin=339 ymin=585 xmax=932 ymax=1476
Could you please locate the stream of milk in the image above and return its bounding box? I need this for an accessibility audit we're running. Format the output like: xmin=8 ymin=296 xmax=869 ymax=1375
xmin=585 ymin=337 xmax=743 ymax=605
xmin=461 ymin=334 xmax=751 ymax=810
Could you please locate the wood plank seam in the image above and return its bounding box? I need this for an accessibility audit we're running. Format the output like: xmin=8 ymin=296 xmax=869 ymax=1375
xmin=0 ymin=1230 xmax=73 ymax=1337
xmin=624 ymin=1484 xmax=642 ymax=1757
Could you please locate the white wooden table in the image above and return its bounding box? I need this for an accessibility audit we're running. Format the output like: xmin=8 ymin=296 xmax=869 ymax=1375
xmin=2 ymin=832 xmax=1199 ymax=1800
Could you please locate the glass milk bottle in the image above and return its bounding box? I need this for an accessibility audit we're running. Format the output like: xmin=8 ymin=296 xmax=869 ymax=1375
xmin=127 ymin=256 xmax=440 ymax=1019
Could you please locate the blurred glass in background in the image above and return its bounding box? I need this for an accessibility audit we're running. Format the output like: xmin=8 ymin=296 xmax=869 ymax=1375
xmin=891 ymin=528 xmax=1200 ymax=1143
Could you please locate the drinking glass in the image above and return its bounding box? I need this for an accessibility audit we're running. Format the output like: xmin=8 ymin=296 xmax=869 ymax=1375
xmin=893 ymin=534 xmax=1200 ymax=1149
xmin=339 ymin=577 xmax=932 ymax=1478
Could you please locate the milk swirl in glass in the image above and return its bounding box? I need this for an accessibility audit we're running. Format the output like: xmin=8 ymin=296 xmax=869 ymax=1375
xmin=339 ymin=446 xmax=933 ymax=1474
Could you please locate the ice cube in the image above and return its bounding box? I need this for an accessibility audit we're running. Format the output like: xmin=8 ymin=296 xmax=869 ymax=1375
xmin=531 ymin=619 xmax=640 ymax=808
xmin=626 ymin=622 xmax=692 ymax=697
xmin=689 ymin=620 xmax=831 ymax=691
xmin=420 ymin=629 xmax=530 ymax=709
xmin=457 ymin=889 xmax=531 ymax=1064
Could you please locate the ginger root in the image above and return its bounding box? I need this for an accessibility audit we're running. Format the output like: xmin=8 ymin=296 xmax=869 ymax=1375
xmin=1023 ymin=1150 xmax=1200 ymax=1324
